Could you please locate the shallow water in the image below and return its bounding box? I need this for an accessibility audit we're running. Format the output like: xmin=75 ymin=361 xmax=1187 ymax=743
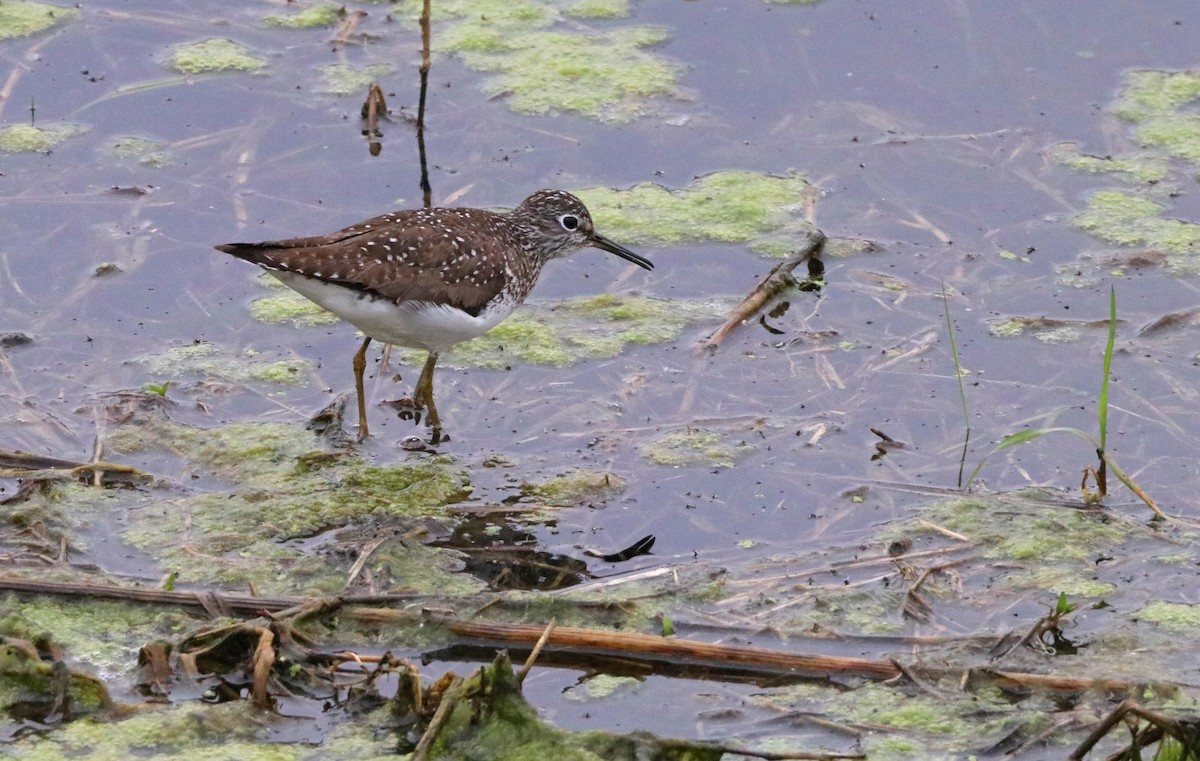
xmin=3 ymin=1 xmax=1200 ymax=758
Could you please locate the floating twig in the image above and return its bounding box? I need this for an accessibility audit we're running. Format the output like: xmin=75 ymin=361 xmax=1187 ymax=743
xmin=702 ymin=228 xmax=825 ymax=351
xmin=1068 ymin=699 xmax=1200 ymax=761
xmin=0 ymin=448 xmax=150 ymax=485
xmin=516 ymin=618 xmax=556 ymax=687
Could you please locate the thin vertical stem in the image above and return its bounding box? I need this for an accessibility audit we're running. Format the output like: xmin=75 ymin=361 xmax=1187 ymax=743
xmin=1096 ymin=286 xmax=1116 ymax=496
xmin=416 ymin=0 xmax=432 ymax=208
xmin=943 ymin=282 xmax=971 ymax=489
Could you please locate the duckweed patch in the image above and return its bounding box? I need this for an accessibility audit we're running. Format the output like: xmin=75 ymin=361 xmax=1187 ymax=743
xmin=318 ymin=62 xmax=396 ymax=96
xmin=107 ymin=418 xmax=472 ymax=593
xmin=565 ymin=0 xmax=630 ymax=19
xmin=0 ymin=611 xmax=110 ymax=719
xmin=987 ymin=319 xmax=1026 ymax=337
xmin=136 ymin=341 xmax=313 ymax=386
xmin=3 ymin=701 xmax=283 ymax=760
xmin=103 ymin=135 xmax=170 ymax=167
xmin=1064 ymin=69 xmax=1200 ymax=262
xmin=0 ymin=123 xmax=87 ymax=153
xmin=431 ymin=0 xmax=555 ymax=25
xmin=1074 ymin=190 xmax=1200 ymax=253
xmin=831 ymin=684 xmax=968 ymax=735
xmin=471 ymin=317 xmax=572 ymax=367
xmin=563 ymin=673 xmax=641 ymax=701
xmin=249 ymin=292 xmax=342 ymax=327
xmin=0 ymin=1 xmax=75 ymax=40
xmin=1034 ymin=325 xmax=1081 ymax=344
xmin=361 ymin=538 xmax=487 ymax=597
xmin=1122 ymin=73 xmax=1200 ymax=129
xmin=1113 ymin=70 xmax=1200 ymax=119
xmin=7 ymin=598 xmax=191 ymax=677
xmin=578 ymin=172 xmax=813 ymax=253
xmin=918 ymin=495 xmax=1128 ymax=563
xmin=985 ymin=316 xmax=1107 ymax=341
xmin=264 ymin=2 xmax=341 ymax=28
xmin=168 ymin=39 xmax=266 ymax=75
xmin=472 ymin=29 xmax=678 ymax=123
xmin=1137 ymin=601 xmax=1200 ymax=634
xmin=1046 ymin=142 xmax=1170 ymax=185
xmin=520 ymin=467 xmax=625 ymax=507
xmin=785 ymin=588 xmax=903 ymax=636
xmin=415 ymin=0 xmax=682 ymax=123
xmin=428 ymin=294 xmax=724 ymax=370
xmin=827 ymin=683 xmax=1030 ymax=754
xmin=640 ymin=428 xmax=754 ymax=468
xmin=1003 ymin=568 xmax=1116 ymax=598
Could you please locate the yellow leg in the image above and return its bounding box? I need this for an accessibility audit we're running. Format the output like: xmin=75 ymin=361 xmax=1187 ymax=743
xmin=352 ymin=337 xmax=372 ymax=440
xmin=413 ymin=351 xmax=441 ymax=433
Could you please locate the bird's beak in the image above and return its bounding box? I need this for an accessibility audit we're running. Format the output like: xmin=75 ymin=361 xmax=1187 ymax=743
xmin=589 ymin=233 xmax=654 ymax=270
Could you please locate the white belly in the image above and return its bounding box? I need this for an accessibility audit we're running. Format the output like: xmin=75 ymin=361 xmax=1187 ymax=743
xmin=271 ymin=272 xmax=512 ymax=353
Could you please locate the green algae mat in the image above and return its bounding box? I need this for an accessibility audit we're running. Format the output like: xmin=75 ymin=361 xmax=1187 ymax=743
xmin=5 ymin=1 xmax=1200 ymax=760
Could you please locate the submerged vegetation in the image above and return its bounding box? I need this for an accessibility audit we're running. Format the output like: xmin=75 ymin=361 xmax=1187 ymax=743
xmin=0 ymin=1 xmax=75 ymax=40
xmin=0 ymin=123 xmax=87 ymax=153
xmin=2 ymin=2 xmax=1200 ymax=760
xmin=167 ymin=39 xmax=267 ymax=75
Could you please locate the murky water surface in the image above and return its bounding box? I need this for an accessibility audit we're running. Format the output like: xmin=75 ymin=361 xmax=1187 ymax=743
xmin=2 ymin=1 xmax=1200 ymax=758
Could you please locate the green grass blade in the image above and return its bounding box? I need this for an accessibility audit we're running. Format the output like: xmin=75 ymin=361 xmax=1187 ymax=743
xmin=995 ymin=429 xmax=1046 ymax=450
xmin=966 ymin=427 xmax=1098 ymax=489
xmin=943 ymin=282 xmax=971 ymax=488
xmin=1098 ymin=286 xmax=1116 ymax=452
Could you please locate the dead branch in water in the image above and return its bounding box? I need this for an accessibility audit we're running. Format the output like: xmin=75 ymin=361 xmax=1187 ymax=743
xmin=0 ymin=576 xmax=1149 ymax=698
xmin=702 ymin=228 xmax=825 ymax=351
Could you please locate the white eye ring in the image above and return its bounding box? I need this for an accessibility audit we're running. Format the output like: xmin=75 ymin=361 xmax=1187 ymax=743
xmin=558 ymin=214 xmax=580 ymax=231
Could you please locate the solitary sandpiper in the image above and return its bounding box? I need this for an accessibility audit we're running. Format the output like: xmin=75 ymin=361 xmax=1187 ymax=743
xmin=216 ymin=190 xmax=653 ymax=440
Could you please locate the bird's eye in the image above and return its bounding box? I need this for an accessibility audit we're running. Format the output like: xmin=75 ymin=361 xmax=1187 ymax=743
xmin=558 ymin=214 xmax=580 ymax=231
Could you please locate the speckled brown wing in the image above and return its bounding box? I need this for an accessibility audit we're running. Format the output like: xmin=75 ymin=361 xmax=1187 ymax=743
xmin=216 ymin=208 xmax=522 ymax=316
